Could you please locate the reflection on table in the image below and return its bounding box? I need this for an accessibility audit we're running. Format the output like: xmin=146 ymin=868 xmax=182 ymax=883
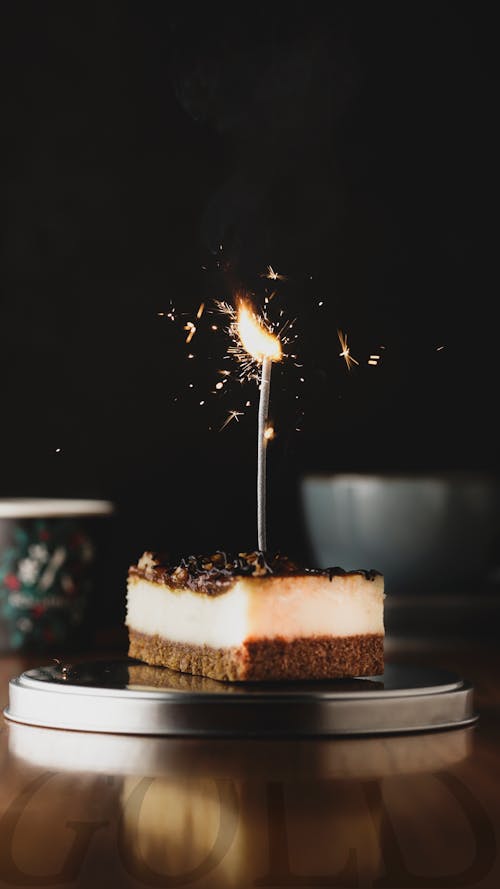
xmin=2 ymin=718 xmax=497 ymax=888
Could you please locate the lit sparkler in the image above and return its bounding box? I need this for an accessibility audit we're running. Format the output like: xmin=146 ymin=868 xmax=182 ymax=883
xmin=233 ymin=297 xmax=283 ymax=552
xmin=337 ymin=329 xmax=359 ymax=371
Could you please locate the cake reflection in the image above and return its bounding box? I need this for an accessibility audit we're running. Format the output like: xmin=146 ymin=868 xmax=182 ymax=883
xmin=126 ymin=661 xmax=385 ymax=694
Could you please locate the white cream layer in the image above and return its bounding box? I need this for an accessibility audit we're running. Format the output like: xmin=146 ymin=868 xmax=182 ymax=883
xmin=126 ymin=574 xmax=384 ymax=648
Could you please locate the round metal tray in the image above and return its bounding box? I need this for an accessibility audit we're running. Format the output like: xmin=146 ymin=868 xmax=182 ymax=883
xmin=3 ymin=658 xmax=477 ymax=737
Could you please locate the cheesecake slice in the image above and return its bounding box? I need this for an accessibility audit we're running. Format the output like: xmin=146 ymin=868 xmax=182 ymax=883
xmin=127 ymin=551 xmax=384 ymax=681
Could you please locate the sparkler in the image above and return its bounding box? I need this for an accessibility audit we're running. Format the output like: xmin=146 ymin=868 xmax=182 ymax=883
xmin=235 ymin=299 xmax=282 ymax=552
xmin=162 ymin=284 xmax=295 ymax=548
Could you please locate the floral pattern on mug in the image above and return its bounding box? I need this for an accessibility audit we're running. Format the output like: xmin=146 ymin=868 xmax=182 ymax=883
xmin=0 ymin=518 xmax=95 ymax=650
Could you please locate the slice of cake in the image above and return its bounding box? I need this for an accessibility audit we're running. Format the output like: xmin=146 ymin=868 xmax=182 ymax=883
xmin=126 ymin=551 xmax=385 ymax=682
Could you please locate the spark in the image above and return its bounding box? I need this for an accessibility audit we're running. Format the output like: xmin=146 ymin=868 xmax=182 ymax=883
xmin=187 ymin=353 xmax=194 ymax=359
xmin=220 ymin=410 xmax=244 ymax=431
xmin=436 ymin=345 xmax=445 ymax=351
xmin=199 ymin=401 xmax=205 ymax=406
xmin=196 ymin=302 xmax=205 ymax=319
xmin=318 ymin=301 xmax=324 ymax=307
xmin=184 ymin=321 xmax=196 ymax=343
xmin=264 ymin=425 xmax=275 ymax=441
xmin=261 ymin=265 xmax=287 ymax=281
xmin=157 ymin=301 xmax=176 ymax=322
xmin=215 ymin=381 xmax=224 ymax=390
xmin=55 ymin=448 xmax=61 ymax=453
xmin=337 ymin=329 xmax=359 ymax=371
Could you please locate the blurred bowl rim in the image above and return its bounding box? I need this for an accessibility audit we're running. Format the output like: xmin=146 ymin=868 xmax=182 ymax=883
xmin=0 ymin=498 xmax=115 ymax=519
xmin=301 ymin=470 xmax=500 ymax=483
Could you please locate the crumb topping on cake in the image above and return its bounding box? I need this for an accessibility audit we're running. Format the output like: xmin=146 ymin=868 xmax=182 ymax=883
xmin=128 ymin=550 xmax=382 ymax=596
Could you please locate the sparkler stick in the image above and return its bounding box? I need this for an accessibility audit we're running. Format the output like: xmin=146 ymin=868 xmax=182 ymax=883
xmin=257 ymin=356 xmax=272 ymax=551
xmin=236 ymin=300 xmax=282 ymax=552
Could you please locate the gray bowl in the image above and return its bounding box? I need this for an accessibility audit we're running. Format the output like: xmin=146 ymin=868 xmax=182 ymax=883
xmin=300 ymin=472 xmax=500 ymax=595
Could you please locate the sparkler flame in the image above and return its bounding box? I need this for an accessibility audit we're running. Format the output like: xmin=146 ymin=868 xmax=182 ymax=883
xmin=236 ymin=300 xmax=282 ymax=364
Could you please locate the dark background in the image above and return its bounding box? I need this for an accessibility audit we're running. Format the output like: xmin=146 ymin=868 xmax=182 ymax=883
xmin=1 ymin=2 xmax=498 ymax=588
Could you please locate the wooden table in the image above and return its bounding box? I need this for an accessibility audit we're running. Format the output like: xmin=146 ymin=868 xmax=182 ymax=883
xmin=1 ymin=641 xmax=499 ymax=888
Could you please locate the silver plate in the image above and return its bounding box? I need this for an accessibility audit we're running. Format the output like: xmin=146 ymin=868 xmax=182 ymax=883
xmin=3 ymin=658 xmax=477 ymax=737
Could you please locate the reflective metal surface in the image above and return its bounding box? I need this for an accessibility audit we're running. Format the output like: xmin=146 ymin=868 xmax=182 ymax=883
xmin=4 ymin=658 xmax=477 ymax=736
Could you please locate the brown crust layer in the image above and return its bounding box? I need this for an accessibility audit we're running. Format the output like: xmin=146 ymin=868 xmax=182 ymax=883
xmin=128 ymin=630 xmax=384 ymax=682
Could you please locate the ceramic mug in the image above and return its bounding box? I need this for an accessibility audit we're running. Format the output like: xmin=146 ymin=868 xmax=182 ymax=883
xmin=0 ymin=498 xmax=114 ymax=653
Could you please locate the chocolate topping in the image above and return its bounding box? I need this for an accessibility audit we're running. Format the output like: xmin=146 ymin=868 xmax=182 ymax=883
xmin=129 ymin=550 xmax=382 ymax=596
